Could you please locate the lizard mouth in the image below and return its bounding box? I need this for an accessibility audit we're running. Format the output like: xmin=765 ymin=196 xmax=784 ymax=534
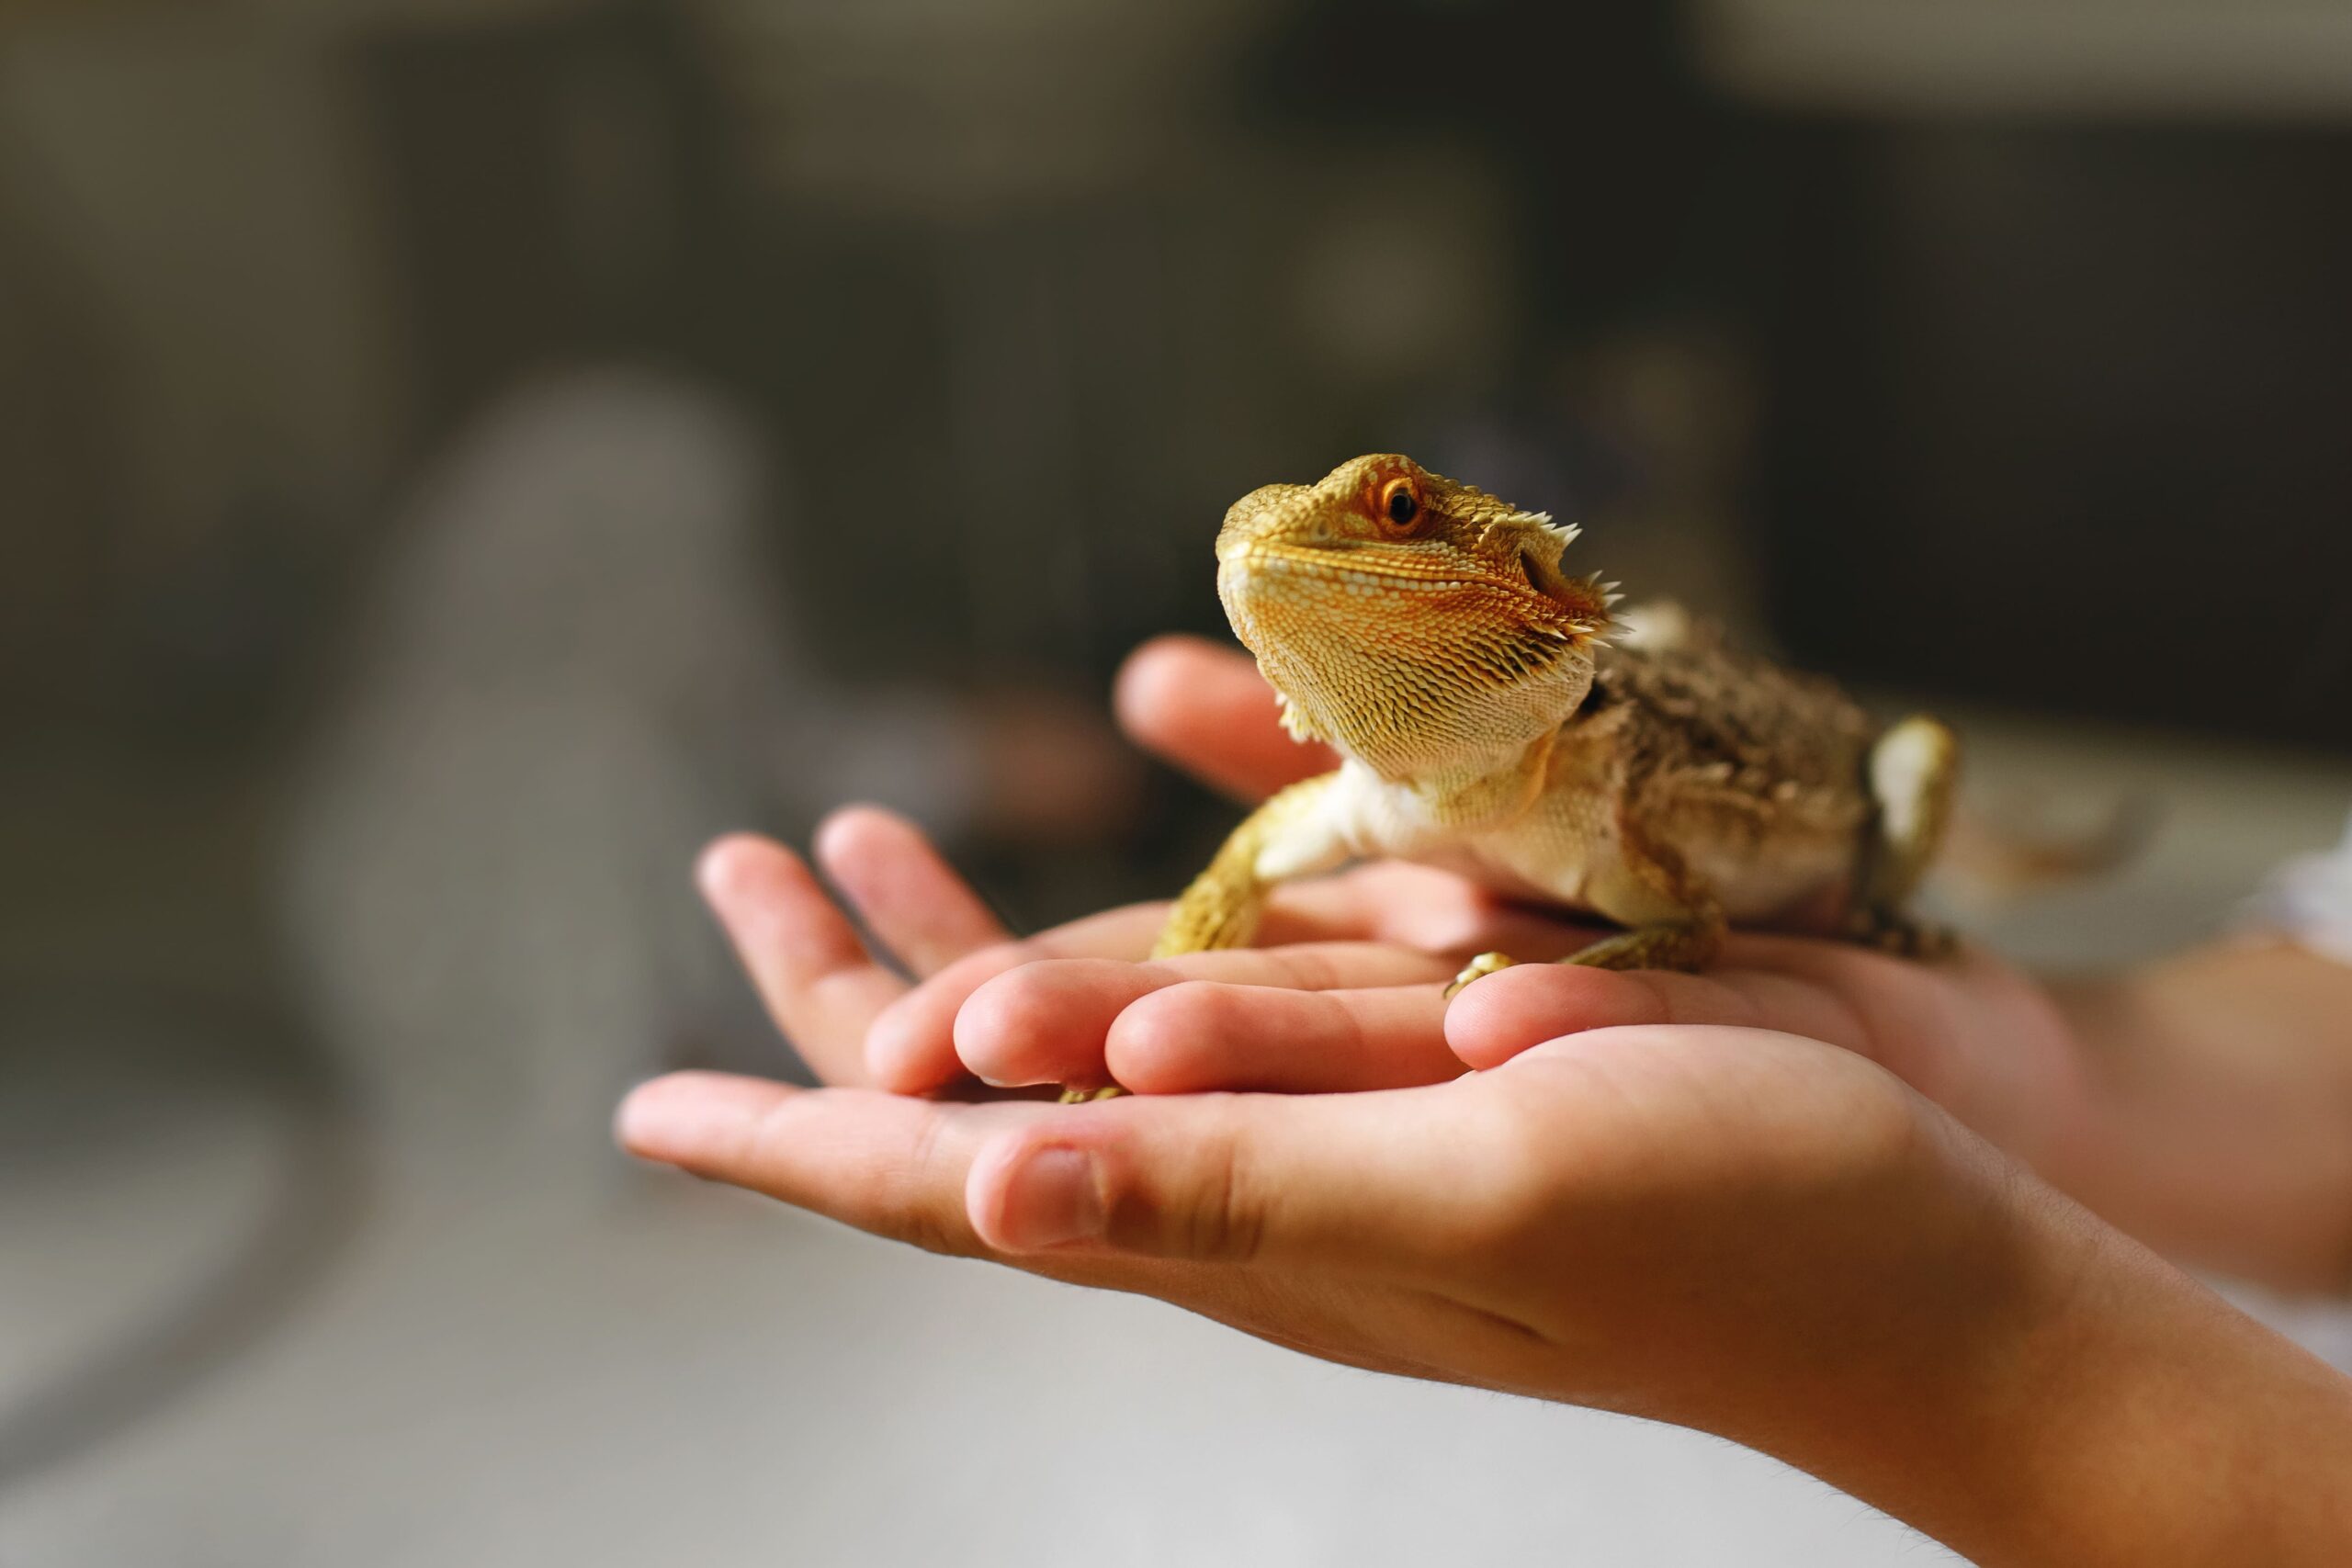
xmin=1226 ymin=542 xmax=1594 ymax=648
xmin=1227 ymin=539 xmax=1522 ymax=594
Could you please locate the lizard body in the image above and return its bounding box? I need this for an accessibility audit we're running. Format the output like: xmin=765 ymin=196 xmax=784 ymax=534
xmin=1134 ymin=455 xmax=1956 ymax=1055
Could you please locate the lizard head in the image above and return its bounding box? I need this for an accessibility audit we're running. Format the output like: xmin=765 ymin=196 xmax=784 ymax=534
xmin=1215 ymin=454 xmax=1611 ymax=782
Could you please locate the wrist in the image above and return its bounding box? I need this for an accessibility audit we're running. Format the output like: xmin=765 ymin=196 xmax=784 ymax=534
xmin=2049 ymin=949 xmax=2352 ymax=1292
xmin=1982 ymin=1189 xmax=2352 ymax=1563
xmin=1804 ymin=1129 xmax=2352 ymax=1564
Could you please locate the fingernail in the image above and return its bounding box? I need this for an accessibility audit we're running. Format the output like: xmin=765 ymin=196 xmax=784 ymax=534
xmin=695 ymin=836 xmax=756 ymax=906
xmin=995 ymin=1145 xmax=1105 ymax=1249
xmin=616 ymin=1076 xmax=759 ymax=1165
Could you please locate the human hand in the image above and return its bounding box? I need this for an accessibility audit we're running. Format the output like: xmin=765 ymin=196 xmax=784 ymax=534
xmin=842 ymin=815 xmax=2086 ymax=1162
xmin=698 ymin=809 xmax=1583 ymax=1093
xmin=705 ymin=634 xmax=2343 ymax=1291
xmin=648 ymin=637 xmax=2352 ymax=1559
xmin=695 ymin=629 xmax=1601 ymax=1093
xmin=619 ymin=1017 xmax=2352 ymax=1567
xmin=618 ymin=1021 xmax=2021 ymax=1545
xmin=818 ymin=637 xmax=2088 ymax=1160
xmin=1107 ymin=636 xmax=2352 ymax=1292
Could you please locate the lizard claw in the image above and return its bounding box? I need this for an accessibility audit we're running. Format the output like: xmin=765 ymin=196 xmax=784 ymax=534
xmin=1444 ymin=952 xmax=1518 ymax=1000
xmin=1842 ymin=908 xmax=1957 ymax=962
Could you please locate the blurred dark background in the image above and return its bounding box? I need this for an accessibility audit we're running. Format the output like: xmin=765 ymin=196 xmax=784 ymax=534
xmin=10 ymin=1 xmax=2352 ymax=728
xmin=10 ymin=0 xmax=2348 ymax=984
xmin=6 ymin=1 xmax=2352 ymax=1559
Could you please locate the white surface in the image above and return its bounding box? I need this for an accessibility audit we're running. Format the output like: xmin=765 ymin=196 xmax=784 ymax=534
xmin=0 ymin=1075 xmax=284 ymax=1416
xmin=2249 ymin=811 xmax=2352 ymax=966
xmin=0 ymin=1153 xmax=1951 ymax=1568
xmin=1920 ymin=703 xmax=2352 ymax=969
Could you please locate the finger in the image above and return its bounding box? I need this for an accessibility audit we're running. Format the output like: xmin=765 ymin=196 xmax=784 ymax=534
xmin=860 ymin=905 xmax=1168 ymax=1093
xmin=618 ymin=1070 xmax=1039 ymax=1256
xmin=699 ymin=834 xmax=904 ymax=1087
xmin=963 ymin=1085 xmax=1496 ymax=1277
xmin=953 ymin=945 xmax=1457 ymax=1090
xmin=616 ymin=1074 xmax=1442 ymax=1360
xmin=1108 ymin=981 xmax=1462 ymax=1094
xmin=812 ymin=806 xmax=1010 ymax=975
xmin=1443 ymin=960 xmax=1867 ymax=1071
xmin=1114 ymin=635 xmax=1335 ymax=802
xmin=1714 ymin=929 xmax=1985 ymax=1016
xmin=1714 ymin=935 xmax=2041 ymax=1109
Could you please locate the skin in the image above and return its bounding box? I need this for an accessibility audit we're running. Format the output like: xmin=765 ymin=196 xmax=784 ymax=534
xmin=619 ymin=634 xmax=2352 ymax=1562
xmin=857 ymin=636 xmax=2352 ymax=1296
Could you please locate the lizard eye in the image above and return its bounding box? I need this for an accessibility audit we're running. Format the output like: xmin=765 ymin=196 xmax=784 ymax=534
xmin=1378 ymin=477 xmax=1420 ymax=530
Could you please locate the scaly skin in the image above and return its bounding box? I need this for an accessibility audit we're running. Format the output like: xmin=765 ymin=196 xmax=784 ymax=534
xmin=1065 ymin=454 xmax=1957 ymax=1100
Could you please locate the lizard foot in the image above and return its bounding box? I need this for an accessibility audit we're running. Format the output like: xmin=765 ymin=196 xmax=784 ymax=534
xmin=1445 ymin=952 xmax=1519 ymax=999
xmin=1560 ymin=922 xmax=1719 ymax=973
xmin=1845 ymin=908 xmax=1956 ymax=961
xmin=1057 ymin=1085 xmax=1127 ymax=1104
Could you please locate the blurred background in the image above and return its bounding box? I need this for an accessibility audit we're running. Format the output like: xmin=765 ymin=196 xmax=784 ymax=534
xmin=6 ymin=1 xmax=2352 ymax=1562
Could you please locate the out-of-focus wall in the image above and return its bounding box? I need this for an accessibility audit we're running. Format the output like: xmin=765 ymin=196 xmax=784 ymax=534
xmin=5 ymin=0 xmax=2350 ymax=1001
xmin=0 ymin=9 xmax=401 ymax=721
xmin=10 ymin=0 xmax=2352 ymax=750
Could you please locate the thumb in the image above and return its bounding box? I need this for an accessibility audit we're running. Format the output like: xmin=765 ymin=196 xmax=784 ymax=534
xmin=1114 ymin=635 xmax=1336 ymax=802
xmin=963 ymin=1086 xmax=1495 ymax=1274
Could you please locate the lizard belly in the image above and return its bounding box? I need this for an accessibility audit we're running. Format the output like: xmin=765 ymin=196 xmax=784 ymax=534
xmin=1455 ymin=810 xmax=1852 ymax=931
xmin=1327 ymin=763 xmax=1857 ymax=931
xmin=1683 ymin=833 xmax=1856 ymax=928
xmin=1324 ymin=761 xmax=1628 ymax=915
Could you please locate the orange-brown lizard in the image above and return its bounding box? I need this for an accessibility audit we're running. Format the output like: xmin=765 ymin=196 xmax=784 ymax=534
xmin=1080 ymin=455 xmax=1955 ymax=1100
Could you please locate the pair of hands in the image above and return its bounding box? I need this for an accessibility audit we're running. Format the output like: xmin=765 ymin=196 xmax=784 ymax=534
xmin=632 ymin=632 xmax=2087 ymax=1166
xmin=617 ymin=636 xmax=2352 ymax=1562
xmin=620 ymin=634 xmax=2352 ymax=1561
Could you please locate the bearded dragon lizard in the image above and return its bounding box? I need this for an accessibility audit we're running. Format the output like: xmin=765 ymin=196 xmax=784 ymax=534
xmin=1069 ymin=455 xmax=1956 ymax=1098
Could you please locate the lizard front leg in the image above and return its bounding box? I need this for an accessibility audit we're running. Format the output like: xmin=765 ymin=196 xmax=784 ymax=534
xmin=1059 ymin=773 xmax=1346 ymax=1101
xmin=1152 ymin=772 xmax=1346 ymax=956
